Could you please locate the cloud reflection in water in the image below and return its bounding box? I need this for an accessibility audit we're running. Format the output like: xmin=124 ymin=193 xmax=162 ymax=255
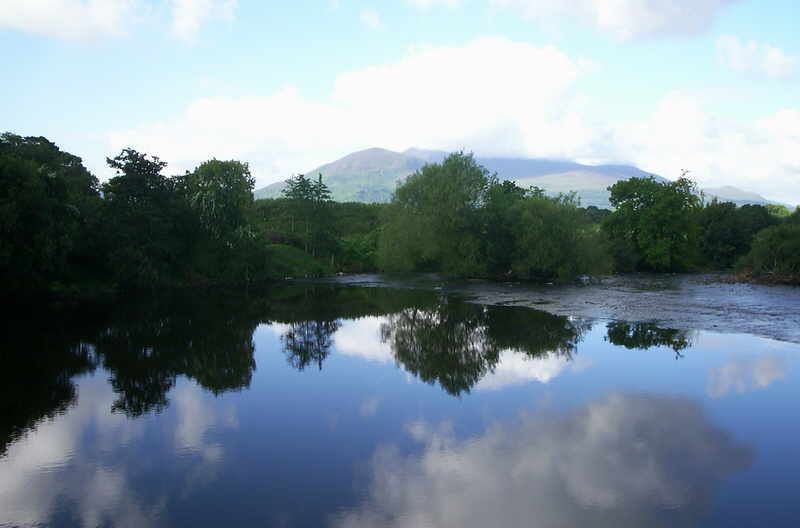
xmin=334 ymin=393 xmax=751 ymax=528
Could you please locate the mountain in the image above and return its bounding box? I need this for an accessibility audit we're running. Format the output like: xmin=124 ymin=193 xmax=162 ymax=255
xmin=702 ymin=186 xmax=775 ymax=206
xmin=254 ymin=148 xmax=778 ymax=208
xmin=255 ymin=148 xmax=427 ymax=203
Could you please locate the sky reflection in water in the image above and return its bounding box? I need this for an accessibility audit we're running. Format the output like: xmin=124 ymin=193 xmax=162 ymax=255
xmin=0 ymin=285 xmax=798 ymax=527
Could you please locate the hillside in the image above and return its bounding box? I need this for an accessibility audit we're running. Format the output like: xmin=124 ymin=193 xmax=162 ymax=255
xmin=255 ymin=148 xmax=777 ymax=208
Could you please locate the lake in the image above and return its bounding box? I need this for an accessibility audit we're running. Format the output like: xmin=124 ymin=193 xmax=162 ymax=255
xmin=1 ymin=282 xmax=799 ymax=527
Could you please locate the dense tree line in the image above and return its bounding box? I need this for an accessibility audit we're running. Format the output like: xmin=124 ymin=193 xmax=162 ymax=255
xmin=2 ymin=133 xmax=798 ymax=298
xmin=0 ymin=133 xmax=339 ymax=296
xmin=377 ymin=152 xmax=611 ymax=280
xmin=601 ymin=174 xmax=797 ymax=282
xmin=375 ymin=152 xmax=798 ymax=283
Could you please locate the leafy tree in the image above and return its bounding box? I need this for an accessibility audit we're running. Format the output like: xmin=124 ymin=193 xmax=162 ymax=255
xmin=182 ymin=159 xmax=255 ymax=239
xmin=696 ymin=201 xmax=777 ymax=269
xmin=482 ymin=180 xmax=532 ymax=276
xmin=281 ymin=174 xmax=335 ymax=258
xmin=766 ymin=204 xmax=792 ymax=218
xmin=604 ymin=176 xmax=701 ymax=272
xmin=378 ymin=152 xmax=490 ymax=276
xmin=0 ymin=133 xmax=100 ymax=291
xmin=738 ymin=223 xmax=800 ymax=282
xmin=509 ymin=193 xmax=610 ymax=280
xmin=101 ymin=149 xmax=193 ymax=288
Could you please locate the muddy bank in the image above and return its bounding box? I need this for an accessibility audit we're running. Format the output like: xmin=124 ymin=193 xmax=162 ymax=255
xmin=315 ymin=273 xmax=800 ymax=344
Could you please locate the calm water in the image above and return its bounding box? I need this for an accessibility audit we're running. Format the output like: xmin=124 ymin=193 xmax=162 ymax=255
xmin=1 ymin=284 xmax=799 ymax=527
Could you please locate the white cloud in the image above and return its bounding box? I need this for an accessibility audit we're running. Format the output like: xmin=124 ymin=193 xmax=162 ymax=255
xmin=0 ymin=369 xmax=240 ymax=527
xmin=107 ymin=37 xmax=800 ymax=204
xmin=108 ymin=37 xmax=587 ymax=181
xmin=707 ymin=356 xmax=787 ymax=398
xmin=334 ymin=393 xmax=751 ymax=528
xmin=0 ymin=0 xmax=235 ymax=42
xmin=491 ymin=0 xmax=736 ymax=41
xmin=170 ymin=0 xmax=236 ymax=42
xmin=476 ymin=350 xmax=572 ymax=390
xmin=610 ymin=92 xmax=800 ymax=202
xmin=716 ymin=35 xmax=796 ymax=80
xmin=359 ymin=8 xmax=382 ymax=30
xmin=406 ymin=0 xmax=460 ymax=9
xmin=0 ymin=0 xmax=142 ymax=40
xmin=0 ymin=376 xmax=157 ymax=526
xmin=334 ymin=317 xmax=394 ymax=363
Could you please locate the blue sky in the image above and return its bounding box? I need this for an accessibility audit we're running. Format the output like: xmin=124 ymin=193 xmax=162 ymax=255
xmin=2 ymin=1 xmax=799 ymax=202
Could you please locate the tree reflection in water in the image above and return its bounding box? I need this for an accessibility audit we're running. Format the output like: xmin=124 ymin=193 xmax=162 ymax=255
xmin=3 ymin=285 xmax=691 ymax=459
xmin=605 ymin=321 xmax=693 ymax=358
xmin=381 ymin=298 xmax=589 ymax=395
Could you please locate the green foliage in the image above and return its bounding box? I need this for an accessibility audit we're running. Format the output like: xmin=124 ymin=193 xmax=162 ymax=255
xmin=378 ymin=153 xmax=611 ymax=281
xmin=0 ymin=133 xmax=101 ymax=291
xmin=738 ymin=223 xmax=800 ymax=281
xmin=266 ymin=244 xmax=329 ymax=278
xmin=182 ymin=159 xmax=255 ymax=239
xmin=280 ymin=173 xmax=336 ymax=258
xmin=101 ymin=149 xmax=193 ymax=288
xmin=378 ymin=152 xmax=491 ymax=276
xmin=604 ymin=176 xmax=701 ymax=272
xmin=482 ymin=180 xmax=532 ymax=276
xmin=509 ymin=193 xmax=611 ymax=280
xmin=696 ymin=201 xmax=777 ymax=269
xmin=3 ymin=132 xmax=797 ymax=298
xmin=766 ymin=203 xmax=792 ymax=218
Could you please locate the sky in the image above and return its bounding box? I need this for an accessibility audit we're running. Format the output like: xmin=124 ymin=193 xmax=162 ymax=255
xmin=1 ymin=0 xmax=799 ymax=203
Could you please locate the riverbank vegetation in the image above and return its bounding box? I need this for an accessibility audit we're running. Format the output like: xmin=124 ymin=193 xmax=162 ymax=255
xmin=2 ymin=132 xmax=798 ymax=300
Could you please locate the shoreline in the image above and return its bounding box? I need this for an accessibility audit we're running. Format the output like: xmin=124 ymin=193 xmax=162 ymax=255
xmin=316 ymin=272 xmax=800 ymax=345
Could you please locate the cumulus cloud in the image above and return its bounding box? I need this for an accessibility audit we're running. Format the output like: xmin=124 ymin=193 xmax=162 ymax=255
xmin=611 ymin=92 xmax=800 ymax=202
xmin=170 ymin=0 xmax=236 ymax=42
xmin=108 ymin=37 xmax=588 ymax=180
xmin=108 ymin=37 xmax=800 ymax=203
xmin=716 ymin=35 xmax=796 ymax=80
xmin=707 ymin=356 xmax=787 ymax=398
xmin=0 ymin=0 xmax=235 ymax=41
xmin=0 ymin=0 xmax=142 ymax=40
xmin=491 ymin=0 xmax=737 ymax=41
xmin=333 ymin=393 xmax=751 ymax=528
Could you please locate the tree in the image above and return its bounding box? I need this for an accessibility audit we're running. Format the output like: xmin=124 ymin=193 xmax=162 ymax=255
xmin=101 ymin=149 xmax=192 ymax=288
xmin=182 ymin=159 xmax=255 ymax=239
xmin=482 ymin=179 xmax=531 ymax=276
xmin=281 ymin=173 xmax=335 ymax=258
xmin=604 ymin=176 xmax=701 ymax=272
xmin=738 ymin=223 xmax=800 ymax=282
xmin=378 ymin=152 xmax=490 ymax=276
xmin=509 ymin=193 xmax=610 ymax=280
xmin=0 ymin=133 xmax=100 ymax=292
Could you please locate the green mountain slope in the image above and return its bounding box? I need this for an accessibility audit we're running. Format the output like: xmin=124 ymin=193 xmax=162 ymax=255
xmin=255 ymin=148 xmax=778 ymax=208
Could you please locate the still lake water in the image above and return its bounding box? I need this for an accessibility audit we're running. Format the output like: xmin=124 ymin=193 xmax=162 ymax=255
xmin=1 ymin=283 xmax=799 ymax=527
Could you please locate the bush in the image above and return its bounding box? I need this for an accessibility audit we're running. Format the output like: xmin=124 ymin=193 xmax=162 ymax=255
xmin=738 ymin=223 xmax=800 ymax=281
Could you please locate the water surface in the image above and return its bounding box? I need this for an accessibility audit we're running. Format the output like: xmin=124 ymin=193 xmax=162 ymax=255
xmin=1 ymin=284 xmax=798 ymax=527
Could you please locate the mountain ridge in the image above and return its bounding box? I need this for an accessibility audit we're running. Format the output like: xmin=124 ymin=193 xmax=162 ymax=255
xmin=254 ymin=147 xmax=778 ymax=208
